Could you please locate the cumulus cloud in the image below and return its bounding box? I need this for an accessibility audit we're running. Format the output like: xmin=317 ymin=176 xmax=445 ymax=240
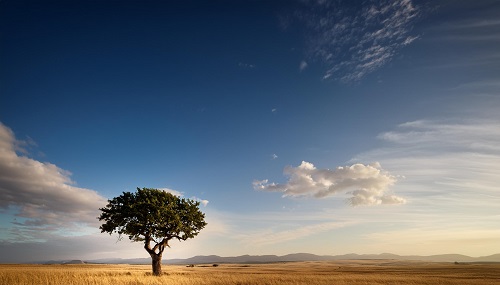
xmin=0 ymin=122 xmax=108 ymax=240
xmin=254 ymin=161 xmax=404 ymax=206
xmin=294 ymin=0 xmax=419 ymax=82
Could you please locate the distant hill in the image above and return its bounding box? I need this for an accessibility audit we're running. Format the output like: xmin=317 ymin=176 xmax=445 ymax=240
xmin=477 ymin=253 xmax=500 ymax=262
xmin=40 ymin=253 xmax=500 ymax=265
xmin=64 ymin=260 xmax=86 ymax=264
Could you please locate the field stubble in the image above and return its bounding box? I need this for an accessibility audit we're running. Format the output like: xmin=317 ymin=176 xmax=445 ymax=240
xmin=1 ymin=260 xmax=499 ymax=285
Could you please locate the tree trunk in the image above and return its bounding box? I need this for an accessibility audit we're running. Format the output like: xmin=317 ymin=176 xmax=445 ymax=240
xmin=144 ymin=237 xmax=167 ymax=276
xmin=151 ymin=254 xmax=162 ymax=276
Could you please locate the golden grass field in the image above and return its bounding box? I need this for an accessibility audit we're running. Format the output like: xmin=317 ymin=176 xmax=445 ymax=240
xmin=1 ymin=260 xmax=499 ymax=285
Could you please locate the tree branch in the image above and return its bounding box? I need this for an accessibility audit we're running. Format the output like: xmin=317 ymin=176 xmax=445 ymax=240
xmin=144 ymin=236 xmax=155 ymax=256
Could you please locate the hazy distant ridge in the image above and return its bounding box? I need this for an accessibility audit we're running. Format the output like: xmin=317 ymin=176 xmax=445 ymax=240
xmin=43 ymin=253 xmax=500 ymax=265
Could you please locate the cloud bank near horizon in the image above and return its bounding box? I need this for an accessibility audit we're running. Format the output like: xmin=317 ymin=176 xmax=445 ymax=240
xmin=0 ymin=122 xmax=211 ymax=243
xmin=254 ymin=161 xmax=404 ymax=206
xmin=0 ymin=123 xmax=107 ymax=241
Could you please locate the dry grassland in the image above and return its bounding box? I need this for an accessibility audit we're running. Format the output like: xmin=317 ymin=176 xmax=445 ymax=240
xmin=1 ymin=260 xmax=499 ymax=285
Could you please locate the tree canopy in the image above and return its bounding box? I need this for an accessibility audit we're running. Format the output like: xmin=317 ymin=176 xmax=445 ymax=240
xmin=98 ymin=188 xmax=207 ymax=275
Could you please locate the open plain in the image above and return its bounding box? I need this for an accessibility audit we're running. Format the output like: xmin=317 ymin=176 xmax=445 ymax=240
xmin=1 ymin=260 xmax=499 ymax=285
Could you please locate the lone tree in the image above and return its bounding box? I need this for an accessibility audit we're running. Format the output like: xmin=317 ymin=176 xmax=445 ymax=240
xmin=98 ymin=188 xmax=207 ymax=276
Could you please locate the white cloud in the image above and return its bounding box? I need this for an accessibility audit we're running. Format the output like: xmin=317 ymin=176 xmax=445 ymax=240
xmin=295 ymin=0 xmax=419 ymax=82
xmin=402 ymin=35 xmax=419 ymax=45
xmin=0 ymin=122 xmax=107 ymax=240
xmin=272 ymin=153 xmax=278 ymax=160
xmin=159 ymin=188 xmax=208 ymax=206
xmin=299 ymin=60 xmax=308 ymax=71
xmin=254 ymin=161 xmax=404 ymax=206
xmin=189 ymin=197 xmax=209 ymax=207
xmin=159 ymin=188 xmax=184 ymax=197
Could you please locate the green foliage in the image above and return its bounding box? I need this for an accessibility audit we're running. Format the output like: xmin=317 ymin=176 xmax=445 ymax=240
xmin=98 ymin=188 xmax=207 ymax=245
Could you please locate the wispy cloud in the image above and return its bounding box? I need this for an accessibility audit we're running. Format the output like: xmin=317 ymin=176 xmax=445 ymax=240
xmin=238 ymin=62 xmax=255 ymax=69
xmin=453 ymin=80 xmax=500 ymax=91
xmin=353 ymin=119 xmax=500 ymax=209
xmin=337 ymin=118 xmax=500 ymax=255
xmin=299 ymin=60 xmax=308 ymax=71
xmin=0 ymin=122 xmax=107 ymax=241
xmin=238 ymin=221 xmax=353 ymax=247
xmin=430 ymin=17 xmax=500 ymax=34
xmin=294 ymin=0 xmax=419 ymax=82
xmin=429 ymin=16 xmax=500 ymax=41
xmin=419 ymin=4 xmax=500 ymax=71
xmin=377 ymin=119 xmax=500 ymax=152
xmin=447 ymin=19 xmax=500 ymax=29
xmin=254 ymin=161 xmax=405 ymax=206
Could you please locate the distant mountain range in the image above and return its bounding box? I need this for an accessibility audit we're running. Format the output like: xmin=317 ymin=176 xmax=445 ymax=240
xmin=41 ymin=252 xmax=500 ymax=265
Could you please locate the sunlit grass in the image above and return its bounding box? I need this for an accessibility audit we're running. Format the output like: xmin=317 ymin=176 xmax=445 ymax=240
xmin=1 ymin=260 xmax=499 ymax=285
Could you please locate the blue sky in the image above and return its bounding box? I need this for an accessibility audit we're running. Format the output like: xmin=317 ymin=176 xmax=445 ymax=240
xmin=1 ymin=0 xmax=499 ymax=263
